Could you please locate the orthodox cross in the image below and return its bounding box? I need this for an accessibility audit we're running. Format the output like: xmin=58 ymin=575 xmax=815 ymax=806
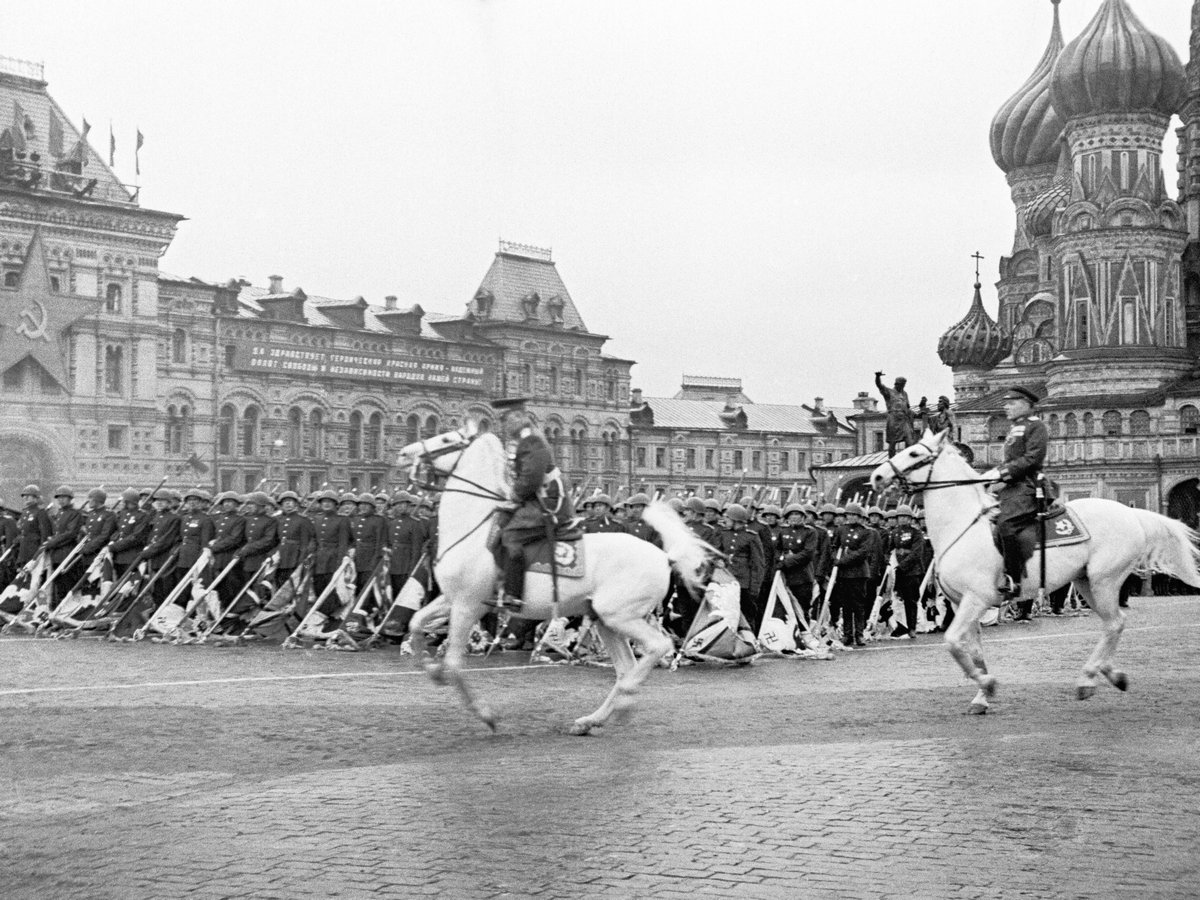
xmin=971 ymin=251 xmax=984 ymax=283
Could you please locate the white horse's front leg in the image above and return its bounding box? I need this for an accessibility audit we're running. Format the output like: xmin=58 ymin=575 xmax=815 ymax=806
xmin=442 ymin=600 xmax=497 ymax=731
xmin=944 ymin=594 xmax=998 ymax=712
xmin=570 ymin=621 xmax=637 ymax=736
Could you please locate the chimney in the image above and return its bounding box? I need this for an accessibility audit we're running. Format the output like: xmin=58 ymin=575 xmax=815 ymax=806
xmin=852 ymin=391 xmax=878 ymax=412
xmin=813 ymin=396 xmax=825 ymax=415
xmin=385 ymin=295 xmax=398 ymax=310
xmin=630 ymin=388 xmax=643 ymax=405
xmin=268 ymin=274 xmax=283 ymax=294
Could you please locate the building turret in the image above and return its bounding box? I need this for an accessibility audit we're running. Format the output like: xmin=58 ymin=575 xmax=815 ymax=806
xmin=938 ymin=280 xmax=1011 ymax=403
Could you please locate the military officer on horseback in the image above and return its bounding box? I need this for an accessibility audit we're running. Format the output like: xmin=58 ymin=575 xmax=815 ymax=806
xmin=982 ymin=386 xmax=1048 ymax=612
xmin=494 ymin=398 xmax=575 ymax=612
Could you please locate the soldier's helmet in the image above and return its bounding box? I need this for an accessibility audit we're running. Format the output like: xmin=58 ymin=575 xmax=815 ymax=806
xmin=591 ymin=494 xmax=613 ymax=508
xmin=53 ymin=484 xmax=74 ymax=499
xmin=214 ymin=490 xmax=239 ymax=505
xmin=738 ymin=495 xmax=755 ymax=508
xmin=626 ymin=493 xmax=650 ymax=507
xmin=122 ymin=488 xmax=141 ymax=504
xmin=685 ymin=497 xmax=707 ymax=515
xmin=819 ymin=503 xmax=837 ymax=515
xmin=761 ymin=504 xmax=783 ymax=519
xmin=20 ymin=484 xmax=40 ymax=498
xmin=185 ymin=488 xmax=211 ymax=503
xmin=884 ymin=509 xmax=898 ymax=519
xmin=866 ymin=505 xmax=884 ymax=518
xmin=702 ymin=498 xmax=721 ymax=512
xmin=834 ymin=506 xmax=846 ymax=516
xmin=277 ymin=490 xmax=301 ymax=505
xmin=315 ymin=489 xmax=338 ymax=503
xmin=245 ymin=491 xmax=272 ymax=507
xmin=374 ymin=492 xmax=389 ymax=504
xmin=801 ymin=502 xmax=818 ymax=515
xmin=88 ymin=488 xmax=108 ymax=504
xmin=783 ymin=502 xmax=805 ymax=517
xmin=843 ymin=502 xmax=864 ymax=516
xmin=895 ymin=504 xmax=915 ymax=517
xmin=725 ymin=503 xmax=750 ymax=523
xmin=667 ymin=497 xmax=685 ymax=513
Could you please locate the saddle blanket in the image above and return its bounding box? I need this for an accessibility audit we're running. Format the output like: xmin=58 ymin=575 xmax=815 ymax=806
xmin=526 ymin=539 xmax=587 ymax=579
xmin=1040 ymin=505 xmax=1089 ymax=548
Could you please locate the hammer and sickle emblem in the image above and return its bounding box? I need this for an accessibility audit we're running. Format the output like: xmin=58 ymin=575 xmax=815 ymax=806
xmin=16 ymin=300 xmax=50 ymax=342
xmin=1055 ymin=519 xmax=1073 ymax=535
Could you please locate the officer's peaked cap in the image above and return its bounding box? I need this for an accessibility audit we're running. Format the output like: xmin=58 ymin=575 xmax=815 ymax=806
xmin=1001 ymin=386 xmax=1039 ymax=405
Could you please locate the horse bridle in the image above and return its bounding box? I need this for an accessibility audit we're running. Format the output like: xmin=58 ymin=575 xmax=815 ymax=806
xmin=885 ymin=437 xmax=998 ymax=493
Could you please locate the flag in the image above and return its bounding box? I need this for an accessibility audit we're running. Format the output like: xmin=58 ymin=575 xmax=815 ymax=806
xmin=109 ymin=121 xmax=115 ymax=165
xmin=48 ymin=113 xmax=64 ymax=157
xmin=135 ymin=129 xmax=143 ymax=175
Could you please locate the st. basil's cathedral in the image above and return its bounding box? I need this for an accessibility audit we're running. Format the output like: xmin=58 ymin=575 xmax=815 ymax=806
xmin=940 ymin=0 xmax=1200 ymax=524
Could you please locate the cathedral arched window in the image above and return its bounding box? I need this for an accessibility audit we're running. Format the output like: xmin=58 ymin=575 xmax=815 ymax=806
xmin=241 ymin=406 xmax=260 ymax=456
xmin=1064 ymin=413 xmax=1078 ymax=437
xmin=1181 ymin=406 xmax=1200 ymax=435
xmin=305 ymin=409 xmax=323 ymax=458
xmin=348 ymin=411 xmax=363 ymax=459
xmin=1082 ymin=412 xmax=1094 ymax=436
xmin=366 ymin=411 xmax=383 ymax=459
xmin=287 ymin=407 xmax=304 ymax=457
xmin=1048 ymin=414 xmax=1060 ymax=438
xmin=1102 ymin=410 xmax=1122 ymax=437
xmin=218 ymin=404 xmax=236 ymax=456
xmin=1129 ymin=410 xmax=1151 ymax=436
xmin=171 ymin=328 xmax=188 ymax=364
xmin=105 ymin=283 xmax=122 ymax=313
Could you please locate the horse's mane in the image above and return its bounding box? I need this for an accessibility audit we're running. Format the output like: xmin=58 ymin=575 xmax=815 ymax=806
xmin=464 ymin=431 xmax=511 ymax=491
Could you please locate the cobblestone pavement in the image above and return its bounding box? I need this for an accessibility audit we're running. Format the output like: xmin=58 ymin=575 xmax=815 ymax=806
xmin=2 ymin=597 xmax=1198 ymax=899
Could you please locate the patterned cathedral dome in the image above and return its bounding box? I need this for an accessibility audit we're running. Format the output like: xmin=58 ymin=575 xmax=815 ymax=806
xmin=989 ymin=0 xmax=1066 ymax=174
xmin=937 ymin=283 xmax=1011 ymax=369
xmin=1050 ymin=0 xmax=1185 ymax=120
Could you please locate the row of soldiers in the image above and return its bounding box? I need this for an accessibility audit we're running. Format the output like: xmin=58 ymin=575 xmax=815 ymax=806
xmin=576 ymin=492 xmax=933 ymax=647
xmin=0 ymin=483 xmax=440 ymax=638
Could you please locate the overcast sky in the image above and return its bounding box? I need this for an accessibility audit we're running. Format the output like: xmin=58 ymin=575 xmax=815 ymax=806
xmin=6 ymin=1 xmax=1193 ymax=408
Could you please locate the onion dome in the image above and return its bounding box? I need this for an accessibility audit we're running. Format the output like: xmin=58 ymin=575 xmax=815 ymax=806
xmin=1050 ymin=0 xmax=1185 ymax=120
xmin=1023 ymin=141 xmax=1072 ymax=238
xmin=990 ymin=1 xmax=1066 ymax=174
xmin=937 ymin=283 xmax=1011 ymax=369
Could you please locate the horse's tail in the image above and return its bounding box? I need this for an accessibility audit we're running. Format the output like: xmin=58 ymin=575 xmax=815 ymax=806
xmin=641 ymin=501 xmax=715 ymax=597
xmin=1131 ymin=508 xmax=1200 ymax=587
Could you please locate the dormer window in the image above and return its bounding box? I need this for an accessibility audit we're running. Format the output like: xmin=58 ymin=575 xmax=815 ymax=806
xmin=473 ymin=289 xmax=494 ymax=319
xmin=520 ymin=291 xmax=540 ymax=320
xmin=547 ymin=295 xmax=565 ymax=325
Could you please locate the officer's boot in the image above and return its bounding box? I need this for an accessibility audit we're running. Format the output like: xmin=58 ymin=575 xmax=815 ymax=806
xmin=497 ymin=551 xmax=525 ymax=613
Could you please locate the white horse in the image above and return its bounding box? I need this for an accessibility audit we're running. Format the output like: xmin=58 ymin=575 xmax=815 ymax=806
xmin=870 ymin=430 xmax=1200 ymax=713
xmin=398 ymin=423 xmax=710 ymax=735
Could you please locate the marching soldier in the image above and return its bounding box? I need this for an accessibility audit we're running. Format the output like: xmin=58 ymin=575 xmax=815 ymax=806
xmin=43 ymin=486 xmax=84 ymax=607
xmin=752 ymin=503 xmax=782 ymax=615
xmin=175 ymin=489 xmax=215 ymax=604
xmin=701 ymin=498 xmax=723 ymax=536
xmin=890 ymin=505 xmax=926 ymax=638
xmin=622 ymin=493 xmax=661 ymax=546
xmin=274 ymin=490 xmax=316 ymax=589
xmin=682 ymin=497 xmax=718 ymax=544
xmin=209 ymin=492 xmax=247 ymax=611
xmin=387 ymin=490 xmax=426 ymax=597
xmin=864 ymin=505 xmax=889 ymax=611
xmin=716 ymin=503 xmax=766 ymax=632
xmin=311 ymin=489 xmax=353 ymax=623
xmin=778 ymin=503 xmax=819 ymax=622
xmin=831 ymin=502 xmax=882 ymax=647
xmin=142 ymin=489 xmax=183 ymax=613
xmin=69 ymin=489 xmax=116 ymax=607
xmin=351 ymin=492 xmax=388 ymax=596
xmin=108 ymin=488 xmax=152 ymax=579
xmin=16 ymin=485 xmax=53 ymax=568
xmin=0 ymin=499 xmax=20 ymax=590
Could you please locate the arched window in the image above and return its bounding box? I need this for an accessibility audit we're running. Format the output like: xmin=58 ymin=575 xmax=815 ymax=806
xmin=1083 ymin=412 xmax=1094 ymax=436
xmin=1048 ymin=414 xmax=1060 ymax=438
xmin=571 ymin=427 xmax=586 ymax=470
xmin=1102 ymin=410 xmax=1122 ymax=437
xmin=521 ymin=364 xmax=532 ymax=392
xmin=241 ymin=407 xmax=260 ymax=456
xmin=166 ymin=405 xmax=184 ymax=455
xmin=987 ymin=415 xmax=1008 ymax=442
xmin=602 ymin=432 xmax=617 ymax=468
xmin=305 ymin=409 xmax=323 ymax=457
xmin=348 ymin=411 xmax=363 ymax=459
xmin=104 ymin=345 xmax=124 ymax=395
xmin=1064 ymin=413 xmax=1078 ymax=437
xmin=218 ymin=404 xmax=236 ymax=456
xmin=422 ymin=415 xmax=439 ymax=439
xmin=105 ymin=283 xmax=122 ymax=313
xmin=1129 ymin=410 xmax=1151 ymax=435
xmin=549 ymin=366 xmax=559 ymax=394
xmin=287 ymin=407 xmax=304 ymax=457
xmin=366 ymin=411 xmax=383 ymax=459
xmin=171 ymin=328 xmax=187 ymax=364
xmin=1181 ymin=405 xmax=1200 ymax=435
xmin=405 ymin=414 xmax=420 ymax=444
xmin=575 ymin=367 xmax=584 ymax=396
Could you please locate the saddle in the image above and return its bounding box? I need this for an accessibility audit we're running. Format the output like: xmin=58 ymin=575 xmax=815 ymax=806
xmin=991 ymin=504 xmax=1090 ymax=552
xmin=487 ymin=516 xmax=587 ymax=579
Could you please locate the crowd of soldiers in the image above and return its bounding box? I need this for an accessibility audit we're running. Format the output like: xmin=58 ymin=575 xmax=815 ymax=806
xmin=577 ymin=491 xmax=935 ymax=649
xmin=0 ymin=483 xmax=440 ymax=642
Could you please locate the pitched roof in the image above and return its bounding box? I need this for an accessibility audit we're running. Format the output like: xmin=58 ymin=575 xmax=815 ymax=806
xmin=471 ymin=249 xmax=588 ymax=330
xmin=814 ymin=451 xmax=889 ymax=470
xmin=632 ymin=397 xmax=844 ymax=435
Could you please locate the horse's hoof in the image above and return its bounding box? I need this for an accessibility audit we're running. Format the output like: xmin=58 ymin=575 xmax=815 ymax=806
xmin=1076 ymin=684 xmax=1096 ymax=701
xmin=424 ymin=662 xmax=446 ymax=685
xmin=569 ymin=721 xmax=593 ymax=736
xmin=980 ymin=675 xmax=998 ymax=700
xmin=968 ymin=703 xmax=988 ymax=716
xmin=1110 ymin=671 xmax=1129 ymax=692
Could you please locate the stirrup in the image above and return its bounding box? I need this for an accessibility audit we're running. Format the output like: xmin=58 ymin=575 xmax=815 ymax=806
xmin=494 ymin=592 xmax=524 ymax=613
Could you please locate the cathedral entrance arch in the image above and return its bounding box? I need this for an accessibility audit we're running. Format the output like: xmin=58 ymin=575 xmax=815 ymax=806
xmin=1167 ymin=478 xmax=1200 ymax=528
xmin=0 ymin=431 xmax=65 ymax=506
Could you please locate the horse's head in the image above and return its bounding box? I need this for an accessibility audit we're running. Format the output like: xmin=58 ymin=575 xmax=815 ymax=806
xmin=869 ymin=428 xmax=948 ymax=494
xmin=397 ymin=420 xmax=480 ymax=488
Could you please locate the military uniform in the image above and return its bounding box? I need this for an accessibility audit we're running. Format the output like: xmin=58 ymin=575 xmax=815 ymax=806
xmin=108 ymin=498 xmax=152 ymax=578
xmin=176 ymin=507 xmax=216 ymax=581
xmin=274 ymin=500 xmax=316 ymax=588
xmin=387 ymin=506 xmax=427 ymax=592
xmin=716 ymin=505 xmax=766 ymax=630
xmin=351 ymin=499 xmax=388 ymax=593
xmin=994 ymin=393 xmax=1049 ymax=595
xmin=830 ymin=508 xmax=882 ymax=646
xmin=311 ymin=498 xmax=353 ymax=617
xmin=209 ymin=497 xmax=247 ymax=609
xmin=0 ymin=508 xmax=19 ymax=590
xmin=890 ymin=511 xmax=926 ymax=636
xmin=16 ymin=499 xmax=53 ymax=567
xmin=44 ymin=491 xmax=84 ymax=606
xmin=142 ymin=502 xmax=183 ymax=614
xmin=778 ymin=516 xmax=819 ymax=620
